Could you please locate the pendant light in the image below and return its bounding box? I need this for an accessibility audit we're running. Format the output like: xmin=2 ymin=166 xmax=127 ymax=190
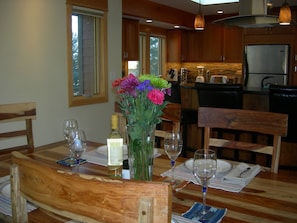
xmin=194 ymin=1 xmax=205 ymax=30
xmin=279 ymin=0 xmax=291 ymax=25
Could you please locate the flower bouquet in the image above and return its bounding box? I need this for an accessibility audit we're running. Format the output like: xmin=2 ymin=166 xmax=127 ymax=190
xmin=112 ymin=74 xmax=171 ymax=180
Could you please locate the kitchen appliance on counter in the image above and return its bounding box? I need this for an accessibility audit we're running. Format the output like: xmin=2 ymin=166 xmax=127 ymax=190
xmin=180 ymin=68 xmax=188 ymax=84
xmin=244 ymin=44 xmax=289 ymax=88
xmin=210 ymin=75 xmax=228 ymax=84
xmin=196 ymin=66 xmax=207 ymax=83
xmin=167 ymin=68 xmax=178 ymax=81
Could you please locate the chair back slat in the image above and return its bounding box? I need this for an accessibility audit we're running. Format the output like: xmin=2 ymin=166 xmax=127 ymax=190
xmin=198 ymin=107 xmax=288 ymax=136
xmin=198 ymin=107 xmax=288 ymax=173
xmin=0 ymin=102 xmax=36 ymax=154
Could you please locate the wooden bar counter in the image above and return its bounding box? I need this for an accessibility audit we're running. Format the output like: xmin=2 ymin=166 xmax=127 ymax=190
xmin=180 ymin=83 xmax=297 ymax=168
xmin=0 ymin=142 xmax=297 ymax=222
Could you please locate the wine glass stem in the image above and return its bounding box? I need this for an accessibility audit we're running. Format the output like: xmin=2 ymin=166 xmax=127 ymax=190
xmin=202 ymin=185 xmax=208 ymax=214
xmin=171 ymin=160 xmax=176 ymax=181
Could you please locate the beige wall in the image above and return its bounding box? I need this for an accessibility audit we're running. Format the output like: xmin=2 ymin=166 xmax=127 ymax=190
xmin=0 ymin=0 xmax=122 ymax=147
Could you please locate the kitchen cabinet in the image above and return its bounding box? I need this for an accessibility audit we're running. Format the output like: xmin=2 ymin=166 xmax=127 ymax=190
xmin=166 ymin=29 xmax=186 ymax=62
xmin=182 ymin=31 xmax=204 ymax=62
xmin=243 ymin=93 xmax=269 ymax=111
xmin=201 ymin=23 xmax=223 ymax=61
xmin=201 ymin=23 xmax=243 ymax=62
xmin=168 ymin=24 xmax=243 ymax=63
xmin=122 ymin=18 xmax=139 ymax=61
xmin=223 ymin=26 xmax=244 ymax=62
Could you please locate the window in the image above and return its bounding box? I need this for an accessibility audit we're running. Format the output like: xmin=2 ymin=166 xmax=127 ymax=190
xmin=149 ymin=36 xmax=165 ymax=76
xmin=129 ymin=33 xmax=165 ymax=77
xmin=67 ymin=1 xmax=108 ymax=107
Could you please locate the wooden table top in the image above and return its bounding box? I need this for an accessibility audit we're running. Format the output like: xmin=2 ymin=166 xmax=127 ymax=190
xmin=1 ymin=141 xmax=297 ymax=223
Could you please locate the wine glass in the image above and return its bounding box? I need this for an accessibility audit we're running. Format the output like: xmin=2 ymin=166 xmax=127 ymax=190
xmin=63 ymin=119 xmax=78 ymax=145
xmin=63 ymin=119 xmax=78 ymax=158
xmin=193 ymin=149 xmax=217 ymax=218
xmin=68 ymin=129 xmax=87 ymax=165
xmin=164 ymin=131 xmax=183 ymax=186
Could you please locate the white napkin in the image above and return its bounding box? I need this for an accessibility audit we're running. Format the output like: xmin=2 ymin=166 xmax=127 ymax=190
xmin=161 ymin=161 xmax=261 ymax=193
xmin=82 ymin=148 xmax=161 ymax=167
xmin=82 ymin=149 xmax=108 ymax=166
xmin=172 ymin=214 xmax=197 ymax=223
xmin=222 ymin=163 xmax=261 ymax=186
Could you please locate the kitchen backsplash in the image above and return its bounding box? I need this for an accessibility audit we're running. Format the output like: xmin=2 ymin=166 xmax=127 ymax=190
xmin=166 ymin=62 xmax=242 ymax=83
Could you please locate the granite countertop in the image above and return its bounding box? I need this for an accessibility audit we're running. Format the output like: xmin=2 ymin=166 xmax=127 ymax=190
xmin=179 ymin=83 xmax=269 ymax=95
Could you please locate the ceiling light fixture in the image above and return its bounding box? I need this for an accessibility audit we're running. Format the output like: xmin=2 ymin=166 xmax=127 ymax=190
xmin=194 ymin=1 xmax=205 ymax=30
xmin=279 ymin=0 xmax=291 ymax=25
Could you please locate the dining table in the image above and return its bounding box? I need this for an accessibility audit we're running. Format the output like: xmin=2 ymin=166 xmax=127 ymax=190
xmin=0 ymin=141 xmax=297 ymax=223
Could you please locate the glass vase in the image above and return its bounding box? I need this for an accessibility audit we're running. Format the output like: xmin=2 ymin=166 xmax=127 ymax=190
xmin=127 ymin=124 xmax=155 ymax=181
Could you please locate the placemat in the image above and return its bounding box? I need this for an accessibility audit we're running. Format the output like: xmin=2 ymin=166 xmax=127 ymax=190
xmin=161 ymin=160 xmax=261 ymax=193
xmin=0 ymin=176 xmax=37 ymax=217
xmin=182 ymin=202 xmax=227 ymax=223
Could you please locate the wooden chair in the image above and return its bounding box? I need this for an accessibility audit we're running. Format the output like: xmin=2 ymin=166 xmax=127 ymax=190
xmin=155 ymin=103 xmax=181 ymax=139
xmin=0 ymin=102 xmax=36 ymax=155
xmin=115 ymin=102 xmax=182 ymax=147
xmin=198 ymin=107 xmax=288 ymax=173
xmin=10 ymin=151 xmax=172 ymax=223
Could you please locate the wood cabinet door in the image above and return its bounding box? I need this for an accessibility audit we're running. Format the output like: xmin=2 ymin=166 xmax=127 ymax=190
xmin=223 ymin=27 xmax=243 ymax=62
xmin=122 ymin=19 xmax=139 ymax=61
xmin=167 ymin=29 xmax=182 ymax=62
xmin=184 ymin=31 xmax=204 ymax=62
xmin=201 ymin=23 xmax=224 ymax=61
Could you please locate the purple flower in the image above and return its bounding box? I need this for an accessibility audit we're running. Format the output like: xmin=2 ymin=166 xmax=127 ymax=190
xmin=136 ymin=80 xmax=153 ymax=92
xmin=120 ymin=74 xmax=140 ymax=96
xmin=165 ymin=88 xmax=171 ymax=96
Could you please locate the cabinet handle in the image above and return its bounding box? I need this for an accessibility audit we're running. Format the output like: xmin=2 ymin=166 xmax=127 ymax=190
xmin=123 ymin=52 xmax=128 ymax=59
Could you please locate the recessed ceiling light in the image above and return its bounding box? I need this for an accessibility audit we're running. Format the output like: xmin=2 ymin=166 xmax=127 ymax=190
xmin=217 ymin=10 xmax=224 ymax=14
xmin=191 ymin=0 xmax=238 ymax=5
xmin=146 ymin=19 xmax=153 ymax=23
xmin=174 ymin=25 xmax=180 ymax=28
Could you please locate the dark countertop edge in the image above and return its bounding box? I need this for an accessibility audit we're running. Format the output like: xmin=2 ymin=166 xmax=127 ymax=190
xmin=180 ymin=83 xmax=269 ymax=95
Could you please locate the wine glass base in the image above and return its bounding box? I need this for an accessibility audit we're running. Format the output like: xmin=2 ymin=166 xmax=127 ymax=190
xmin=56 ymin=157 xmax=86 ymax=167
xmin=163 ymin=177 xmax=185 ymax=190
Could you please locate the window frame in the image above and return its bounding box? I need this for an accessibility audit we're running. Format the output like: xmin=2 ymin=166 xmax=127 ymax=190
xmin=137 ymin=28 xmax=166 ymax=77
xmin=66 ymin=1 xmax=108 ymax=107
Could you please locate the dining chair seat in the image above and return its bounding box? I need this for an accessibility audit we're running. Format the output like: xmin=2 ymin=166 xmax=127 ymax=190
xmin=198 ymin=107 xmax=288 ymax=173
xmin=10 ymin=151 xmax=172 ymax=223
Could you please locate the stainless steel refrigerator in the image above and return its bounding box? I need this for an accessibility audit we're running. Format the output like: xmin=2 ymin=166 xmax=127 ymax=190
xmin=243 ymin=44 xmax=290 ymax=88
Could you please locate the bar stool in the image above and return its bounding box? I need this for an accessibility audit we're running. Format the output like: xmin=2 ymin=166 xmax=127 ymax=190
xmin=195 ymin=82 xmax=243 ymax=109
xmin=165 ymin=81 xmax=197 ymax=157
xmin=269 ymin=85 xmax=297 ymax=143
xmin=195 ymin=82 xmax=243 ymax=159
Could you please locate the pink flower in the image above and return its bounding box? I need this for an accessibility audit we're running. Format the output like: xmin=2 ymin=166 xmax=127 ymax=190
xmin=147 ymin=89 xmax=164 ymax=105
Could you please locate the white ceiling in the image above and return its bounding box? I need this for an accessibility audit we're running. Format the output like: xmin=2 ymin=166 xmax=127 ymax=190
xmin=150 ymin=0 xmax=297 ymax=16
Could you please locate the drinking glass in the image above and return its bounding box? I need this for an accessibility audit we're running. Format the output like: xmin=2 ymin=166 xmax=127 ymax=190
xmin=164 ymin=131 xmax=183 ymax=186
xmin=193 ymin=149 xmax=217 ymax=218
xmin=68 ymin=129 xmax=87 ymax=165
xmin=63 ymin=119 xmax=78 ymax=146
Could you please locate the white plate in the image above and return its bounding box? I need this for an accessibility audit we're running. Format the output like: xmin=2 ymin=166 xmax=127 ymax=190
xmin=96 ymin=145 xmax=158 ymax=159
xmin=184 ymin=159 xmax=232 ymax=175
xmin=0 ymin=182 xmax=10 ymax=198
xmin=96 ymin=145 xmax=128 ymax=156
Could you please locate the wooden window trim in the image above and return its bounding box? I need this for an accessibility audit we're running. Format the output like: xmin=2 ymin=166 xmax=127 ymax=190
xmin=66 ymin=0 xmax=108 ymax=107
